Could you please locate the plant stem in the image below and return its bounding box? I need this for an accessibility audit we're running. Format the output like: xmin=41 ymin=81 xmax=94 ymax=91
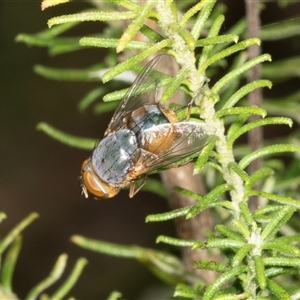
xmin=161 ymin=166 xmax=217 ymax=282
xmin=245 ymin=0 xmax=263 ymax=211
xmin=154 ymin=1 xmax=217 ymax=281
xmin=156 ymin=1 xmax=262 ymax=291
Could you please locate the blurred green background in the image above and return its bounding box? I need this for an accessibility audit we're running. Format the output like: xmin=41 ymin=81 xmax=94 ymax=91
xmin=1 ymin=1 xmax=300 ymax=299
xmin=0 ymin=1 xmax=176 ymax=298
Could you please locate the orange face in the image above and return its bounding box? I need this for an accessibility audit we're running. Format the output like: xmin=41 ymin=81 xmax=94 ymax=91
xmin=81 ymin=159 xmax=120 ymax=199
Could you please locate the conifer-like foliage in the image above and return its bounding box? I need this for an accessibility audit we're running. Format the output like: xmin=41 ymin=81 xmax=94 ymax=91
xmin=8 ymin=0 xmax=300 ymax=298
xmin=0 ymin=213 xmax=87 ymax=299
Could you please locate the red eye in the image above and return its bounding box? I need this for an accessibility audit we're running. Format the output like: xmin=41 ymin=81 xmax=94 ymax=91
xmin=81 ymin=159 xmax=120 ymax=199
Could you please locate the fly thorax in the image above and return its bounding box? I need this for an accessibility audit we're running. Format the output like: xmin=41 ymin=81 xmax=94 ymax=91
xmin=91 ymin=129 xmax=138 ymax=185
xmin=128 ymin=105 xmax=168 ymax=134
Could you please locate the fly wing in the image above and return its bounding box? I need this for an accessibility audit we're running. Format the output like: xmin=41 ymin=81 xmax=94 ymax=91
xmin=105 ymin=54 xmax=177 ymax=135
xmin=137 ymin=122 xmax=211 ymax=172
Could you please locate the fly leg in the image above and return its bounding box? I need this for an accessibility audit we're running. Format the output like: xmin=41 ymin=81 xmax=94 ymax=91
xmin=129 ymin=176 xmax=147 ymax=198
xmin=187 ymin=80 xmax=210 ymax=120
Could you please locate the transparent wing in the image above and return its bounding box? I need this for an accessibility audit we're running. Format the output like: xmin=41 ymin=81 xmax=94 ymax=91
xmin=105 ymin=54 xmax=177 ymax=135
xmin=135 ymin=122 xmax=211 ymax=173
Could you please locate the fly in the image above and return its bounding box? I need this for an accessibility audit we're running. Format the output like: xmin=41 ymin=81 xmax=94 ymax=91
xmin=81 ymin=54 xmax=210 ymax=199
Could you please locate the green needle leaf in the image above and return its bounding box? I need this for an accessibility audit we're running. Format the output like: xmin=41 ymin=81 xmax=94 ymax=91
xmin=261 ymin=206 xmax=295 ymax=241
xmin=117 ymin=0 xmax=155 ymax=52
xmin=239 ymin=144 xmax=300 ymax=170
xmin=0 ymin=213 xmax=38 ymax=254
xmin=266 ymin=279 xmax=290 ymax=300
xmin=156 ymin=236 xmax=196 ymax=247
xmin=203 ymin=265 xmax=247 ymax=300
xmin=34 ymin=65 xmax=102 ymax=81
xmin=107 ymin=291 xmax=123 ymax=300
xmin=263 ymin=241 xmax=300 ymax=256
xmin=212 ymin=54 xmax=271 ymax=94
xmin=246 ymin=167 xmax=274 ymax=189
xmin=80 ymin=37 xmax=152 ymax=50
xmin=1 ymin=236 xmax=22 ymax=292
xmin=25 ymin=254 xmax=68 ymax=300
xmin=102 ymin=39 xmax=171 ymax=83
xmin=199 ymin=38 xmax=260 ymax=73
xmin=196 ymin=34 xmax=239 ymax=47
xmin=193 ymin=260 xmax=229 ymax=272
xmin=50 ymin=258 xmax=88 ymax=299
xmin=48 ymin=11 xmax=137 ymax=27
xmin=174 ymin=283 xmax=202 ymax=298
xmin=215 ymin=224 xmax=245 ymax=242
xmin=180 ymin=0 xmax=213 ymax=27
xmin=222 ymin=79 xmax=272 ymax=109
xmin=264 ymin=257 xmax=300 ymax=268
xmin=228 ymin=117 xmax=292 ymax=146
xmin=216 ymin=106 xmax=267 ymax=118
xmin=194 ymin=136 xmax=217 ymax=175
xmin=146 ymin=206 xmax=191 ymax=222
xmin=187 ymin=184 xmax=231 ymax=218
xmin=249 ymin=190 xmax=300 ymax=209
xmin=254 ymin=255 xmax=266 ymax=290
xmin=36 ymin=122 xmax=96 ymax=150
xmin=231 ymin=244 xmax=254 ymax=267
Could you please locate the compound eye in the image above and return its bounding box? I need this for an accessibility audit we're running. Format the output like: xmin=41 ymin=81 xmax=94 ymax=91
xmin=82 ymin=171 xmax=107 ymax=198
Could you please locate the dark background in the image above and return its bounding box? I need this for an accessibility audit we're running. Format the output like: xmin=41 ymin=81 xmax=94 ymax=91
xmin=1 ymin=1 xmax=300 ymax=299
